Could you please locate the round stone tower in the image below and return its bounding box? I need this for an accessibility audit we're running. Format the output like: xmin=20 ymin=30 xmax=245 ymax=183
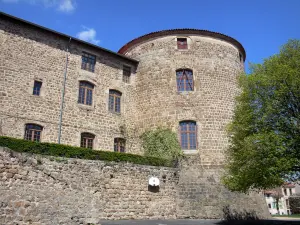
xmin=119 ymin=30 xmax=269 ymax=219
xmin=119 ymin=29 xmax=245 ymax=166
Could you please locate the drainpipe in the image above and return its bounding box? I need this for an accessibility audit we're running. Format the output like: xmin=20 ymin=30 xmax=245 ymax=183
xmin=58 ymin=37 xmax=72 ymax=144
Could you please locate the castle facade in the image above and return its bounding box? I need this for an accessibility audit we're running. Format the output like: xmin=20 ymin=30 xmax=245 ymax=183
xmin=0 ymin=12 xmax=244 ymax=166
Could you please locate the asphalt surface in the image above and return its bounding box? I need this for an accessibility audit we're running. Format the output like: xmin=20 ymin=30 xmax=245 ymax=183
xmin=99 ymin=220 xmax=220 ymax=225
xmin=99 ymin=218 xmax=300 ymax=225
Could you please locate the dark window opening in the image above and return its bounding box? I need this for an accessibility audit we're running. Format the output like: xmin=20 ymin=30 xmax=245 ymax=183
xmin=179 ymin=121 xmax=197 ymax=150
xmin=33 ymin=81 xmax=42 ymax=96
xmin=177 ymin=38 xmax=188 ymax=49
xmin=78 ymin=81 xmax=94 ymax=105
xmin=81 ymin=52 xmax=96 ymax=72
xmin=123 ymin=65 xmax=131 ymax=83
xmin=109 ymin=90 xmax=122 ymax=113
xmin=176 ymin=69 xmax=194 ymax=91
xmin=239 ymin=52 xmax=243 ymax=62
xmin=80 ymin=132 xmax=95 ymax=149
xmin=114 ymin=138 xmax=125 ymax=152
xmin=24 ymin=124 xmax=43 ymax=142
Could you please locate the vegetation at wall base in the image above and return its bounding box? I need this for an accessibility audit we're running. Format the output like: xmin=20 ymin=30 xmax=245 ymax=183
xmin=0 ymin=136 xmax=175 ymax=167
xmin=141 ymin=127 xmax=183 ymax=161
xmin=223 ymin=40 xmax=300 ymax=192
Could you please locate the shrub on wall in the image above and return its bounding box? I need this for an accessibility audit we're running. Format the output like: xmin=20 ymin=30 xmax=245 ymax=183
xmin=0 ymin=136 xmax=174 ymax=167
xmin=141 ymin=127 xmax=183 ymax=160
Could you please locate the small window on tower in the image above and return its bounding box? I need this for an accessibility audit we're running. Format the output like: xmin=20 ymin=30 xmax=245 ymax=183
xmin=123 ymin=65 xmax=131 ymax=83
xmin=239 ymin=52 xmax=243 ymax=62
xmin=177 ymin=38 xmax=188 ymax=49
xmin=33 ymin=81 xmax=42 ymax=96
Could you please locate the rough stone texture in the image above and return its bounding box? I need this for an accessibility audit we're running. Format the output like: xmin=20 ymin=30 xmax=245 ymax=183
xmin=177 ymin=156 xmax=270 ymax=219
xmin=124 ymin=35 xmax=244 ymax=165
xmin=0 ymin=16 xmax=244 ymax=161
xmin=0 ymin=147 xmax=178 ymax=224
xmin=0 ymin=14 xmax=270 ymax=223
xmin=0 ymin=17 xmax=139 ymax=153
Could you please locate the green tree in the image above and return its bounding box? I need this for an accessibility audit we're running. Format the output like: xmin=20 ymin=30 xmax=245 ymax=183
xmin=223 ymin=40 xmax=300 ymax=192
xmin=141 ymin=127 xmax=183 ymax=160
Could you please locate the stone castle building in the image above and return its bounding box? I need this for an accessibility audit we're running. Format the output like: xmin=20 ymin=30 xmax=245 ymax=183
xmin=1 ymin=12 xmax=244 ymax=164
xmin=0 ymin=12 xmax=270 ymax=222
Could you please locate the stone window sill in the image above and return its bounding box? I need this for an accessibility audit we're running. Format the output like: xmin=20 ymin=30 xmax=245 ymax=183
xmin=109 ymin=111 xmax=121 ymax=116
xmin=182 ymin=149 xmax=198 ymax=155
xmin=177 ymin=91 xmax=194 ymax=95
xmin=77 ymin=103 xmax=94 ymax=111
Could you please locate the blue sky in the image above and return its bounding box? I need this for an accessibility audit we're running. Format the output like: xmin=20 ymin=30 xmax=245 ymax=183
xmin=1 ymin=0 xmax=300 ymax=72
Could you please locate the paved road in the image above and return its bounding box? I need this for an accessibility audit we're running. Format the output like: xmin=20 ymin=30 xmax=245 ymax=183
xmin=99 ymin=219 xmax=221 ymax=225
xmin=99 ymin=218 xmax=300 ymax=225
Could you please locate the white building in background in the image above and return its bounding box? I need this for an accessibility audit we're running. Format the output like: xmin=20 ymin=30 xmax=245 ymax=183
xmin=264 ymin=183 xmax=296 ymax=215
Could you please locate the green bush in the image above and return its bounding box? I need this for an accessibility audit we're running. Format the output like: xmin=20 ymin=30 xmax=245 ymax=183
xmin=0 ymin=136 xmax=174 ymax=167
xmin=141 ymin=127 xmax=183 ymax=160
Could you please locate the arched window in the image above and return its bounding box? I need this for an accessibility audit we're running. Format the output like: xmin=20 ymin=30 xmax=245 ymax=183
xmin=179 ymin=121 xmax=197 ymax=150
xmin=114 ymin=138 xmax=125 ymax=152
xmin=176 ymin=69 xmax=194 ymax=92
xmin=24 ymin=124 xmax=43 ymax=142
xmin=109 ymin=90 xmax=122 ymax=113
xmin=80 ymin=132 xmax=95 ymax=149
xmin=78 ymin=81 xmax=94 ymax=105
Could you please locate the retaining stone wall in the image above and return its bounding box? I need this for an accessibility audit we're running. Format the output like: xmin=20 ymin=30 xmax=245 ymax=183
xmin=0 ymin=147 xmax=270 ymax=224
xmin=0 ymin=147 xmax=178 ymax=224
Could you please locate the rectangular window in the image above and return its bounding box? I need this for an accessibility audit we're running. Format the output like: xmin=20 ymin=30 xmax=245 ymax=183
xmin=123 ymin=65 xmax=131 ymax=83
xmin=80 ymin=133 xmax=95 ymax=149
xmin=81 ymin=52 xmax=96 ymax=72
xmin=176 ymin=69 xmax=194 ymax=92
xmin=114 ymin=138 xmax=126 ymax=152
xmin=78 ymin=81 xmax=94 ymax=105
xmin=33 ymin=81 xmax=42 ymax=96
xmin=109 ymin=90 xmax=122 ymax=113
xmin=177 ymin=38 xmax=188 ymax=49
xmin=179 ymin=121 xmax=197 ymax=150
xmin=25 ymin=124 xmax=43 ymax=142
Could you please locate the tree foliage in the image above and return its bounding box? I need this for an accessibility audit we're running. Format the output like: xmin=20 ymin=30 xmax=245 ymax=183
xmin=141 ymin=127 xmax=183 ymax=160
xmin=223 ymin=40 xmax=300 ymax=192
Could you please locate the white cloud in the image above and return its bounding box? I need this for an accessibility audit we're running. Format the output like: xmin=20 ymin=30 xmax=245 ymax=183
xmin=1 ymin=0 xmax=76 ymax=13
xmin=76 ymin=27 xmax=100 ymax=45
xmin=58 ymin=0 xmax=75 ymax=13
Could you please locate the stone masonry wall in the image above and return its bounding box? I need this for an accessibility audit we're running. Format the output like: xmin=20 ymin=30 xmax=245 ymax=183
xmin=177 ymin=156 xmax=270 ymax=219
xmin=124 ymin=35 xmax=244 ymax=165
xmin=0 ymin=16 xmax=139 ymax=154
xmin=0 ymin=147 xmax=179 ymax=224
xmin=0 ymin=147 xmax=270 ymax=224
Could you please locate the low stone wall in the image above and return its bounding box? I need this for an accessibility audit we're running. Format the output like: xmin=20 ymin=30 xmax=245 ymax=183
xmin=177 ymin=156 xmax=270 ymax=219
xmin=0 ymin=147 xmax=270 ymax=224
xmin=0 ymin=147 xmax=179 ymax=224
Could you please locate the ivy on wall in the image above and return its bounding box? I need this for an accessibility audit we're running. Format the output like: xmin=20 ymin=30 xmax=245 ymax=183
xmin=141 ymin=127 xmax=183 ymax=160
